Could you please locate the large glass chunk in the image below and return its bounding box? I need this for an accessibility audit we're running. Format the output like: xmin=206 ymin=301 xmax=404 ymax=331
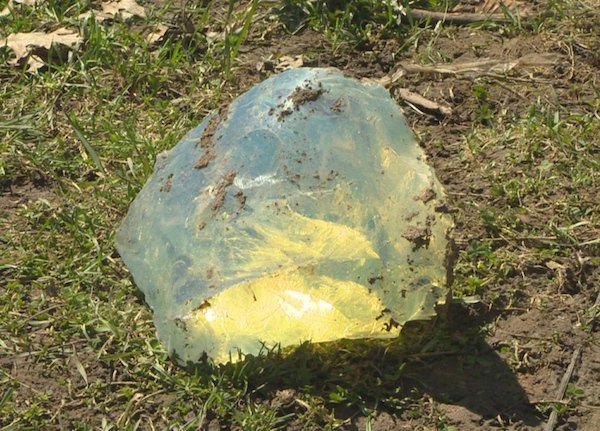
xmin=116 ymin=68 xmax=454 ymax=364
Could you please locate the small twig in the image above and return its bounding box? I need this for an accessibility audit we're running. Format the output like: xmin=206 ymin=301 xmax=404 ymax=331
xmin=400 ymin=60 xmax=508 ymax=75
xmin=485 ymin=73 xmax=554 ymax=84
xmin=407 ymin=350 xmax=463 ymax=359
xmin=487 ymin=79 xmax=529 ymax=101
xmin=589 ymin=291 xmax=600 ymax=330
xmin=497 ymin=307 xmax=530 ymax=312
xmin=294 ymin=398 xmax=311 ymax=410
xmin=369 ymin=74 xmax=452 ymax=117
xmin=488 ymin=235 xmax=558 ymax=242
xmin=17 ymin=304 xmax=61 ymax=329
xmin=531 ymin=399 xmax=570 ymax=405
xmin=496 ymin=329 xmax=553 ymax=340
xmin=397 ymin=88 xmax=452 ymax=117
xmin=543 ymin=347 xmax=581 ymax=431
xmin=542 ymin=292 xmax=599 ymax=430
xmin=396 ymin=54 xmax=559 ymax=78
xmin=447 ymin=191 xmax=490 ymax=197
xmin=407 ymin=8 xmax=513 ymax=25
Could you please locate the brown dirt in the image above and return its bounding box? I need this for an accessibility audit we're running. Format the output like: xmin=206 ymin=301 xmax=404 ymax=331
xmin=402 ymin=224 xmax=432 ymax=250
xmin=330 ymin=96 xmax=345 ymax=112
xmin=0 ymin=343 xmax=117 ymax=427
xmin=0 ymin=178 xmax=58 ymax=215
xmin=195 ymin=105 xmax=229 ymax=170
xmin=0 ymin=177 xmax=60 ymax=256
xmin=198 ymin=114 xmax=220 ymax=149
xmin=234 ymin=190 xmax=246 ymax=209
xmin=273 ymin=82 xmax=326 ymax=121
xmin=159 ymin=173 xmax=174 ymax=192
xmin=194 ymin=148 xmax=216 ymax=169
xmin=211 ymin=170 xmax=236 ymax=214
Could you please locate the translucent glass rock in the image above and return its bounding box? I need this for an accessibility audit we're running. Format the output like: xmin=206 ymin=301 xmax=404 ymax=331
xmin=116 ymin=68 xmax=454 ymax=364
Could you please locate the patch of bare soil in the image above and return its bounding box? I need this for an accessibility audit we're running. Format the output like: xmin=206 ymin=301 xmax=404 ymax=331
xmin=0 ymin=344 xmax=192 ymax=428
xmin=0 ymin=177 xmax=59 ymax=252
xmin=0 ymin=177 xmax=57 ymax=215
xmin=0 ymin=344 xmax=116 ymax=426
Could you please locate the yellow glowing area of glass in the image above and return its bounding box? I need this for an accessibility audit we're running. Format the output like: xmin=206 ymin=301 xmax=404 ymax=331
xmin=199 ymin=208 xmax=380 ymax=278
xmin=186 ymin=272 xmax=398 ymax=364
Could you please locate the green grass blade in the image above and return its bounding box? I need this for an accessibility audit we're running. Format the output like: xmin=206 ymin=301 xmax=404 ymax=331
xmin=67 ymin=112 xmax=106 ymax=177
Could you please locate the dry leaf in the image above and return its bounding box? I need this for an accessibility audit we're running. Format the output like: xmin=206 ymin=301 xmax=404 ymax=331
xmin=205 ymin=30 xmax=225 ymax=41
xmin=453 ymin=0 xmax=536 ymax=15
xmin=79 ymin=0 xmax=146 ymax=22
xmin=546 ymin=261 xmax=566 ymax=270
xmin=480 ymin=0 xmax=515 ymax=13
xmin=146 ymin=24 xmax=168 ymax=44
xmin=69 ymin=352 xmax=89 ymax=386
xmin=27 ymin=55 xmax=45 ymax=71
xmin=276 ymin=55 xmax=304 ymax=71
xmin=476 ymin=0 xmax=524 ymax=14
xmin=0 ymin=0 xmax=12 ymax=16
xmin=0 ymin=27 xmax=82 ymax=71
xmin=0 ymin=0 xmax=39 ymax=15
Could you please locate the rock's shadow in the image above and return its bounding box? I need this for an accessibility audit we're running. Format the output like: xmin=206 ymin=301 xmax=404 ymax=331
xmin=201 ymin=303 xmax=543 ymax=427
xmin=398 ymin=304 xmax=543 ymax=426
xmin=402 ymin=346 xmax=542 ymax=426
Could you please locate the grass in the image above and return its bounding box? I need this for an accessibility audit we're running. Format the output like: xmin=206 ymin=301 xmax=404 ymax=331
xmin=1 ymin=0 xmax=599 ymax=429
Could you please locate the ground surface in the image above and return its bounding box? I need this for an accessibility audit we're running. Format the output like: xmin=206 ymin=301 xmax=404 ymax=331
xmin=0 ymin=0 xmax=599 ymax=430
